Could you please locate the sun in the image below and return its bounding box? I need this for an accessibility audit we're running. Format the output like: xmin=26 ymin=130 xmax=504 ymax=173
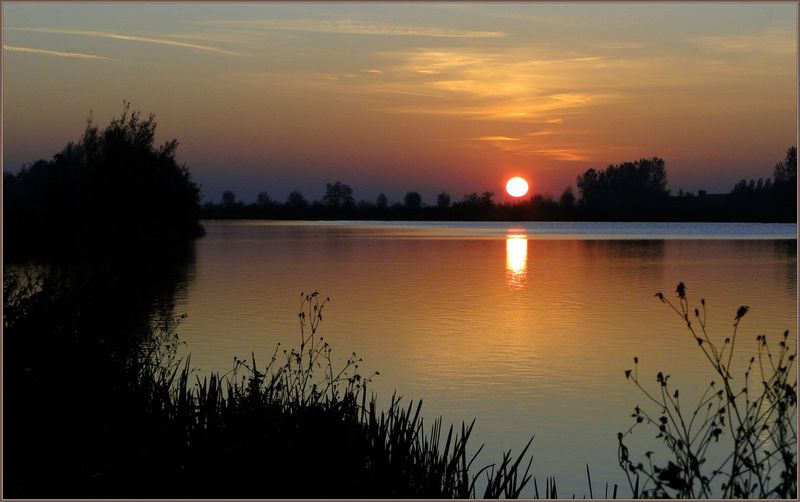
xmin=505 ymin=177 xmax=529 ymax=198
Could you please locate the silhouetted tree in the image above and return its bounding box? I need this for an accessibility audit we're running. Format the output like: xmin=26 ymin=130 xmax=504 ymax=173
xmin=286 ymin=190 xmax=309 ymax=210
xmin=461 ymin=193 xmax=482 ymax=206
xmin=559 ymin=186 xmax=576 ymax=210
xmin=457 ymin=192 xmax=493 ymax=209
xmin=404 ymin=191 xmax=422 ymax=210
xmin=436 ymin=192 xmax=451 ymax=209
xmin=4 ymin=102 xmax=203 ymax=252
xmin=256 ymin=192 xmax=272 ymax=207
xmin=222 ymin=190 xmax=238 ymax=207
xmin=773 ymin=146 xmax=797 ymax=209
xmin=774 ymin=146 xmax=797 ymax=186
xmin=357 ymin=200 xmax=376 ymax=211
xmin=376 ymin=193 xmax=388 ymax=209
xmin=576 ymin=157 xmax=668 ymax=216
xmin=323 ymin=181 xmax=355 ymax=210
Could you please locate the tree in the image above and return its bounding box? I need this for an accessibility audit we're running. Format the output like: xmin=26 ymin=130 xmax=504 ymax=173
xmin=453 ymin=191 xmax=494 ymax=214
xmin=256 ymin=192 xmax=272 ymax=207
xmin=774 ymin=146 xmax=797 ymax=185
xmin=356 ymin=200 xmax=375 ymax=211
xmin=286 ymin=190 xmax=309 ymax=210
xmin=404 ymin=191 xmax=422 ymax=210
xmin=323 ymin=181 xmax=355 ymax=210
xmin=376 ymin=193 xmax=388 ymax=209
xmin=222 ymin=190 xmax=238 ymax=207
xmin=559 ymin=186 xmax=576 ymax=210
xmin=436 ymin=192 xmax=451 ymax=209
xmin=458 ymin=192 xmax=485 ymax=208
xmin=4 ymin=101 xmax=203 ymax=250
xmin=732 ymin=179 xmax=749 ymax=194
xmin=773 ymin=146 xmax=797 ymax=201
xmin=576 ymin=157 xmax=668 ymax=214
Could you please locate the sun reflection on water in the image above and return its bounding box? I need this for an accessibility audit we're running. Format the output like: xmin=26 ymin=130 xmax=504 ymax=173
xmin=505 ymin=235 xmax=528 ymax=289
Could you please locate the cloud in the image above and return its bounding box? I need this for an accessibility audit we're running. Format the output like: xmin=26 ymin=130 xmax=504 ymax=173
xmin=535 ymin=148 xmax=589 ymax=161
xmin=14 ymin=28 xmax=242 ymax=55
xmin=3 ymin=44 xmax=113 ymax=60
xmin=691 ymin=28 xmax=795 ymax=54
xmin=365 ymin=48 xmax=619 ymax=121
xmin=475 ymin=136 xmax=519 ymax=141
xmin=204 ymin=19 xmax=505 ymax=38
xmin=595 ymin=42 xmax=647 ymax=50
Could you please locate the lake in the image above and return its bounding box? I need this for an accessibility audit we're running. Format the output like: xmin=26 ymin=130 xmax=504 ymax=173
xmin=173 ymin=220 xmax=797 ymax=496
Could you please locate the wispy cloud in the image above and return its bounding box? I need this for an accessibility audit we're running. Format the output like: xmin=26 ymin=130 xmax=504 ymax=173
xmin=475 ymin=136 xmax=519 ymax=141
xmin=595 ymin=42 xmax=647 ymax=50
xmin=365 ymin=48 xmax=618 ymax=122
xmin=204 ymin=19 xmax=505 ymax=38
xmin=691 ymin=28 xmax=795 ymax=54
xmin=14 ymin=28 xmax=242 ymax=55
xmin=3 ymin=44 xmax=113 ymax=60
xmin=535 ymin=148 xmax=589 ymax=161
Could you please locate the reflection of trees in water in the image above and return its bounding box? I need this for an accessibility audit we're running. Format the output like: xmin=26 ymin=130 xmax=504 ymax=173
xmin=718 ymin=240 xmax=797 ymax=300
xmin=578 ymin=239 xmax=666 ymax=281
xmin=580 ymin=239 xmax=666 ymax=260
xmin=4 ymin=243 xmax=196 ymax=497
xmin=773 ymin=239 xmax=797 ymax=297
xmin=572 ymin=240 xmax=667 ymax=295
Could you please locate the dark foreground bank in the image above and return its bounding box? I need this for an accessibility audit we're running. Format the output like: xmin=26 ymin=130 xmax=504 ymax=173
xmin=3 ymin=258 xmax=535 ymax=498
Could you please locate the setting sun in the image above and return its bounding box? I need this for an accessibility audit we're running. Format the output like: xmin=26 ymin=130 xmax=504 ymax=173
xmin=505 ymin=177 xmax=529 ymax=198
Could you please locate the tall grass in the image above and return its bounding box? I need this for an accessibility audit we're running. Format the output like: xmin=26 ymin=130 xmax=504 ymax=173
xmin=618 ymin=282 xmax=797 ymax=498
xmin=139 ymin=292 xmax=535 ymax=498
xmin=5 ymin=274 xmax=535 ymax=498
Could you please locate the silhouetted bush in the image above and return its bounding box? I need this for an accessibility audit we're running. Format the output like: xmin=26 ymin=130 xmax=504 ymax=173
xmin=4 ymin=102 xmax=204 ymax=255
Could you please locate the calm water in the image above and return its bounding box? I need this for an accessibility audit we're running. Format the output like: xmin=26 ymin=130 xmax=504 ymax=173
xmin=174 ymin=221 xmax=797 ymax=496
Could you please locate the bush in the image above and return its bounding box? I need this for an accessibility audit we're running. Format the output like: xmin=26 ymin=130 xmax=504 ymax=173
xmin=4 ymin=102 xmax=204 ymax=255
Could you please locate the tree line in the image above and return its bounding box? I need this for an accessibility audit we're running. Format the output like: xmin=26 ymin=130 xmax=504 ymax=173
xmin=202 ymin=149 xmax=797 ymax=222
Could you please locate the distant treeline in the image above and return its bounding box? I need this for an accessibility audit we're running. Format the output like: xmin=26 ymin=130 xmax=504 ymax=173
xmin=202 ymin=149 xmax=797 ymax=223
xmin=200 ymin=147 xmax=797 ymax=222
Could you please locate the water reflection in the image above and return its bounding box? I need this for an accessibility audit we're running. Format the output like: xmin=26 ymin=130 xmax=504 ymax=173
xmin=505 ymin=235 xmax=528 ymax=289
xmin=176 ymin=222 xmax=797 ymax=497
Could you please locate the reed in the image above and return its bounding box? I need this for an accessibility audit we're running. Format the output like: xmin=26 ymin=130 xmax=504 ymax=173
xmin=5 ymin=275 xmax=535 ymax=498
xmin=133 ymin=292 xmax=535 ymax=497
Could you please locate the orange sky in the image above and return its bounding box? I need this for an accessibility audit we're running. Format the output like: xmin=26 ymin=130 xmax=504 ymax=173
xmin=2 ymin=3 xmax=797 ymax=203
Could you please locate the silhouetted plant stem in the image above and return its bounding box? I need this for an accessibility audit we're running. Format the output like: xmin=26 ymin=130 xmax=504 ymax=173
xmin=622 ymin=283 xmax=796 ymax=498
